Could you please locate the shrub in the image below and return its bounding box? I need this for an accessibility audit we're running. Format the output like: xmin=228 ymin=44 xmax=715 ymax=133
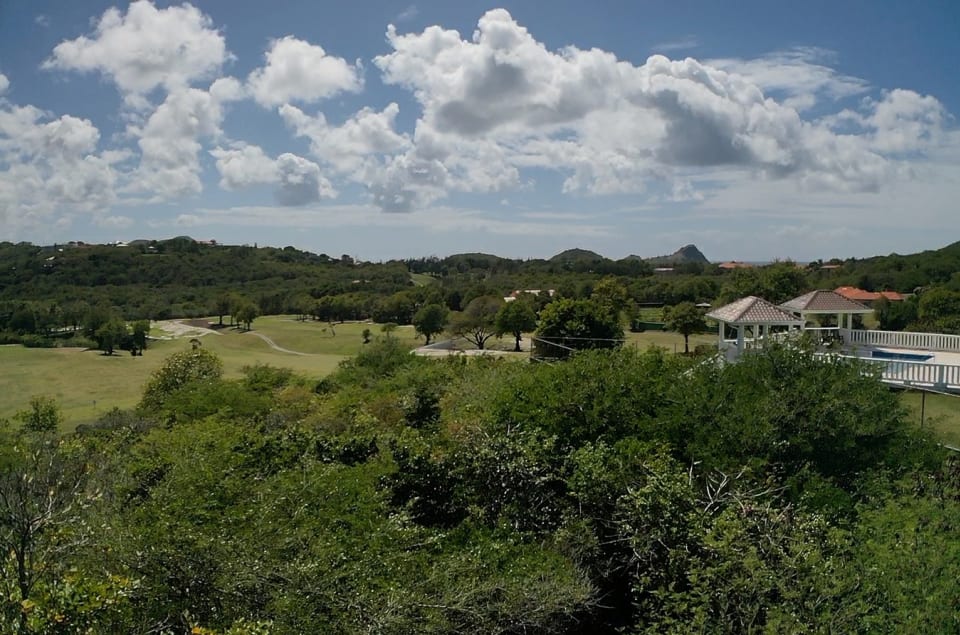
xmin=21 ymin=334 xmax=56 ymax=348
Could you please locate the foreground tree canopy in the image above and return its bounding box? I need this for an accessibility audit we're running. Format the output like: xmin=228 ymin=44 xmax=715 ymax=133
xmin=0 ymin=341 xmax=956 ymax=633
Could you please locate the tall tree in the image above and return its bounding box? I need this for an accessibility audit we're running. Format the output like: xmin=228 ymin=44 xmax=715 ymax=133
xmin=412 ymin=304 xmax=449 ymax=345
xmin=591 ymin=277 xmax=629 ymax=320
xmin=664 ymin=302 xmax=706 ymax=354
xmin=494 ymin=300 xmax=537 ymax=352
xmin=131 ymin=320 xmax=150 ymax=353
xmin=534 ymin=298 xmax=623 ymax=358
xmin=214 ymin=293 xmax=235 ymax=326
xmin=96 ymin=317 xmax=128 ymax=355
xmin=235 ymin=302 xmax=259 ymax=331
xmin=450 ymin=296 xmax=503 ymax=350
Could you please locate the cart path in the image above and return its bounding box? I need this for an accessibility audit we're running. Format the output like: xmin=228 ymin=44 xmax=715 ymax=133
xmin=244 ymin=331 xmax=315 ymax=356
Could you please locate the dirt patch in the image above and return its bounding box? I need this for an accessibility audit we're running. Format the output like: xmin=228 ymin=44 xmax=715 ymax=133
xmin=182 ymin=319 xmax=215 ymax=329
xmin=151 ymin=319 xmax=223 ymax=340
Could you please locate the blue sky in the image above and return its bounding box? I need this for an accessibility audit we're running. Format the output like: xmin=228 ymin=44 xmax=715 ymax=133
xmin=1 ymin=1 xmax=957 ymax=261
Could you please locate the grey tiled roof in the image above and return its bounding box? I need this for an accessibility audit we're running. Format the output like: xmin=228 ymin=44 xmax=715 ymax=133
xmin=707 ymin=296 xmax=804 ymax=324
xmin=780 ymin=290 xmax=872 ymax=313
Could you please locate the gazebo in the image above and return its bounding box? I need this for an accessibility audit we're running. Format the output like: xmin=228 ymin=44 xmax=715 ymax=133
xmin=706 ymin=296 xmax=804 ymax=360
xmin=779 ymin=290 xmax=872 ymax=337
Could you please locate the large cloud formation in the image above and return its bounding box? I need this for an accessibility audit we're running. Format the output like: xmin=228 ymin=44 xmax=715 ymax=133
xmin=367 ymin=9 xmax=947 ymax=208
xmin=4 ymin=3 xmax=953 ymax=238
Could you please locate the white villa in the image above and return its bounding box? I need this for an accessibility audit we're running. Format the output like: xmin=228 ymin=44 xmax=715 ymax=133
xmin=707 ymin=290 xmax=960 ymax=394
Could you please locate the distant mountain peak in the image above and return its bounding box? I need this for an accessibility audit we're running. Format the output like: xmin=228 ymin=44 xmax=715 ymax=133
xmin=549 ymin=248 xmax=605 ymax=262
xmin=644 ymin=244 xmax=709 ymax=265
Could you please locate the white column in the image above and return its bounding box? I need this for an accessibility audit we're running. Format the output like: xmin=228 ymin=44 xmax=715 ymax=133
xmin=718 ymin=320 xmax=724 ymax=349
xmin=736 ymin=324 xmax=744 ymax=353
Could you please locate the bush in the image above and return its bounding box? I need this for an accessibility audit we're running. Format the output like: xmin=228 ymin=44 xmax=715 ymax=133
xmin=21 ymin=334 xmax=56 ymax=348
xmin=65 ymin=334 xmax=98 ymax=349
xmin=0 ymin=331 xmax=22 ymax=345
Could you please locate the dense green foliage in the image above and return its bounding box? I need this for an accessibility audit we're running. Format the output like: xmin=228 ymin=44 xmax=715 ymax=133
xmin=0 ymin=340 xmax=956 ymax=632
xmin=534 ymin=298 xmax=624 ymax=358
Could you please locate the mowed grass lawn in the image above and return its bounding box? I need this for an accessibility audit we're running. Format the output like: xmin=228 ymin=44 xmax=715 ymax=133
xmin=247 ymin=316 xmax=423 ymax=355
xmin=900 ymin=390 xmax=960 ymax=448
xmin=625 ymin=329 xmax=715 ymax=353
xmin=0 ymin=317 xmax=424 ymax=429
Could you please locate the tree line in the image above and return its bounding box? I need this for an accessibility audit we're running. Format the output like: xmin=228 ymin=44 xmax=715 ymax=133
xmin=4 ymin=238 xmax=960 ymax=348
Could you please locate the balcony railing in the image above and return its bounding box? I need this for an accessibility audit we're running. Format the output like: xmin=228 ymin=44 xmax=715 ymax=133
xmin=841 ymin=328 xmax=960 ymax=353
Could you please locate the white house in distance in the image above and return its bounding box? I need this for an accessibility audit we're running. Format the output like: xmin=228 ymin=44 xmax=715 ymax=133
xmin=707 ymin=290 xmax=960 ymax=393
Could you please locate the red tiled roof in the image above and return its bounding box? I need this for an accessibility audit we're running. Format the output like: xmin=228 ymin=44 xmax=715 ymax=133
xmin=835 ymin=286 xmax=904 ymax=302
xmin=718 ymin=261 xmax=754 ymax=269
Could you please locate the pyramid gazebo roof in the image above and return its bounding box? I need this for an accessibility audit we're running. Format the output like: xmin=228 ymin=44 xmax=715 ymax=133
xmin=780 ymin=290 xmax=871 ymax=314
xmin=706 ymin=296 xmax=804 ymax=325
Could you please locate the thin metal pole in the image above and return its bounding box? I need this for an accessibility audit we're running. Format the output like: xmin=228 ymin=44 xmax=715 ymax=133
xmin=920 ymin=391 xmax=926 ymax=428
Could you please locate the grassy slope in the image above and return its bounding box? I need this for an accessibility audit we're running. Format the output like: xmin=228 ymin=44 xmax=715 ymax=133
xmin=900 ymin=390 xmax=960 ymax=447
xmin=409 ymin=272 xmax=438 ymax=286
xmin=0 ymin=317 xmax=423 ymax=429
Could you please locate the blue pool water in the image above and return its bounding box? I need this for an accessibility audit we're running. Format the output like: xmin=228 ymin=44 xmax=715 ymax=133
xmin=871 ymin=349 xmax=934 ymax=362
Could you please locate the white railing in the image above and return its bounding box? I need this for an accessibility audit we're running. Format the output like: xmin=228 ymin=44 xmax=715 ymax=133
xmin=827 ymin=354 xmax=960 ymax=390
xmin=843 ymin=328 xmax=960 ymax=353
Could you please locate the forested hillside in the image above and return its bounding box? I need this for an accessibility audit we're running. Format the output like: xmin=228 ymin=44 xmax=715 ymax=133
xmin=1 ymin=341 xmax=957 ymax=633
xmin=822 ymin=240 xmax=960 ymax=293
xmin=4 ymin=238 xmax=960 ymax=347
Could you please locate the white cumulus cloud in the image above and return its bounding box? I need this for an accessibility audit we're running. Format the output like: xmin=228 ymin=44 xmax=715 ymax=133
xmin=0 ymin=101 xmax=121 ymax=234
xmin=280 ymin=102 xmax=410 ymax=174
xmin=43 ymin=0 xmax=231 ymax=106
xmin=247 ymin=36 xmax=362 ymax=107
xmin=129 ymin=80 xmax=243 ymax=200
xmin=211 ymin=143 xmax=335 ymax=205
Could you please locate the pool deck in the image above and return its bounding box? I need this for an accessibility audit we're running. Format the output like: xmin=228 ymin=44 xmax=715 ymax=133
xmin=846 ymin=345 xmax=960 ymax=367
xmin=838 ymin=344 xmax=960 ymax=394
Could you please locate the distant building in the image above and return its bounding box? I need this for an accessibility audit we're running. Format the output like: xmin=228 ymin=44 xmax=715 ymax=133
xmin=653 ymin=267 xmax=675 ymax=275
xmin=504 ymin=289 xmax=555 ymax=303
xmin=718 ymin=261 xmax=754 ymax=270
xmin=834 ymin=286 xmax=905 ymax=305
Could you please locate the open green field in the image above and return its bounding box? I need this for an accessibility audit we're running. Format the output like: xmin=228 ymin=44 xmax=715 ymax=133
xmin=409 ymin=272 xmax=438 ymax=286
xmin=900 ymin=390 xmax=960 ymax=448
xmin=245 ymin=316 xmax=423 ymax=355
xmin=0 ymin=317 xmax=424 ymax=429
xmin=625 ymin=329 xmax=715 ymax=353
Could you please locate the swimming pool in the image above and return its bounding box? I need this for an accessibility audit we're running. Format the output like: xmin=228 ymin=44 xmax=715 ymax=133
xmin=871 ymin=349 xmax=934 ymax=362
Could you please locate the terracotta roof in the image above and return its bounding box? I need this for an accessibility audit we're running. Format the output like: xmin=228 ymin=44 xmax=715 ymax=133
xmin=707 ymin=296 xmax=804 ymax=324
xmin=718 ymin=261 xmax=754 ymax=269
xmin=835 ymin=286 xmax=905 ymax=302
xmin=780 ymin=290 xmax=872 ymax=313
